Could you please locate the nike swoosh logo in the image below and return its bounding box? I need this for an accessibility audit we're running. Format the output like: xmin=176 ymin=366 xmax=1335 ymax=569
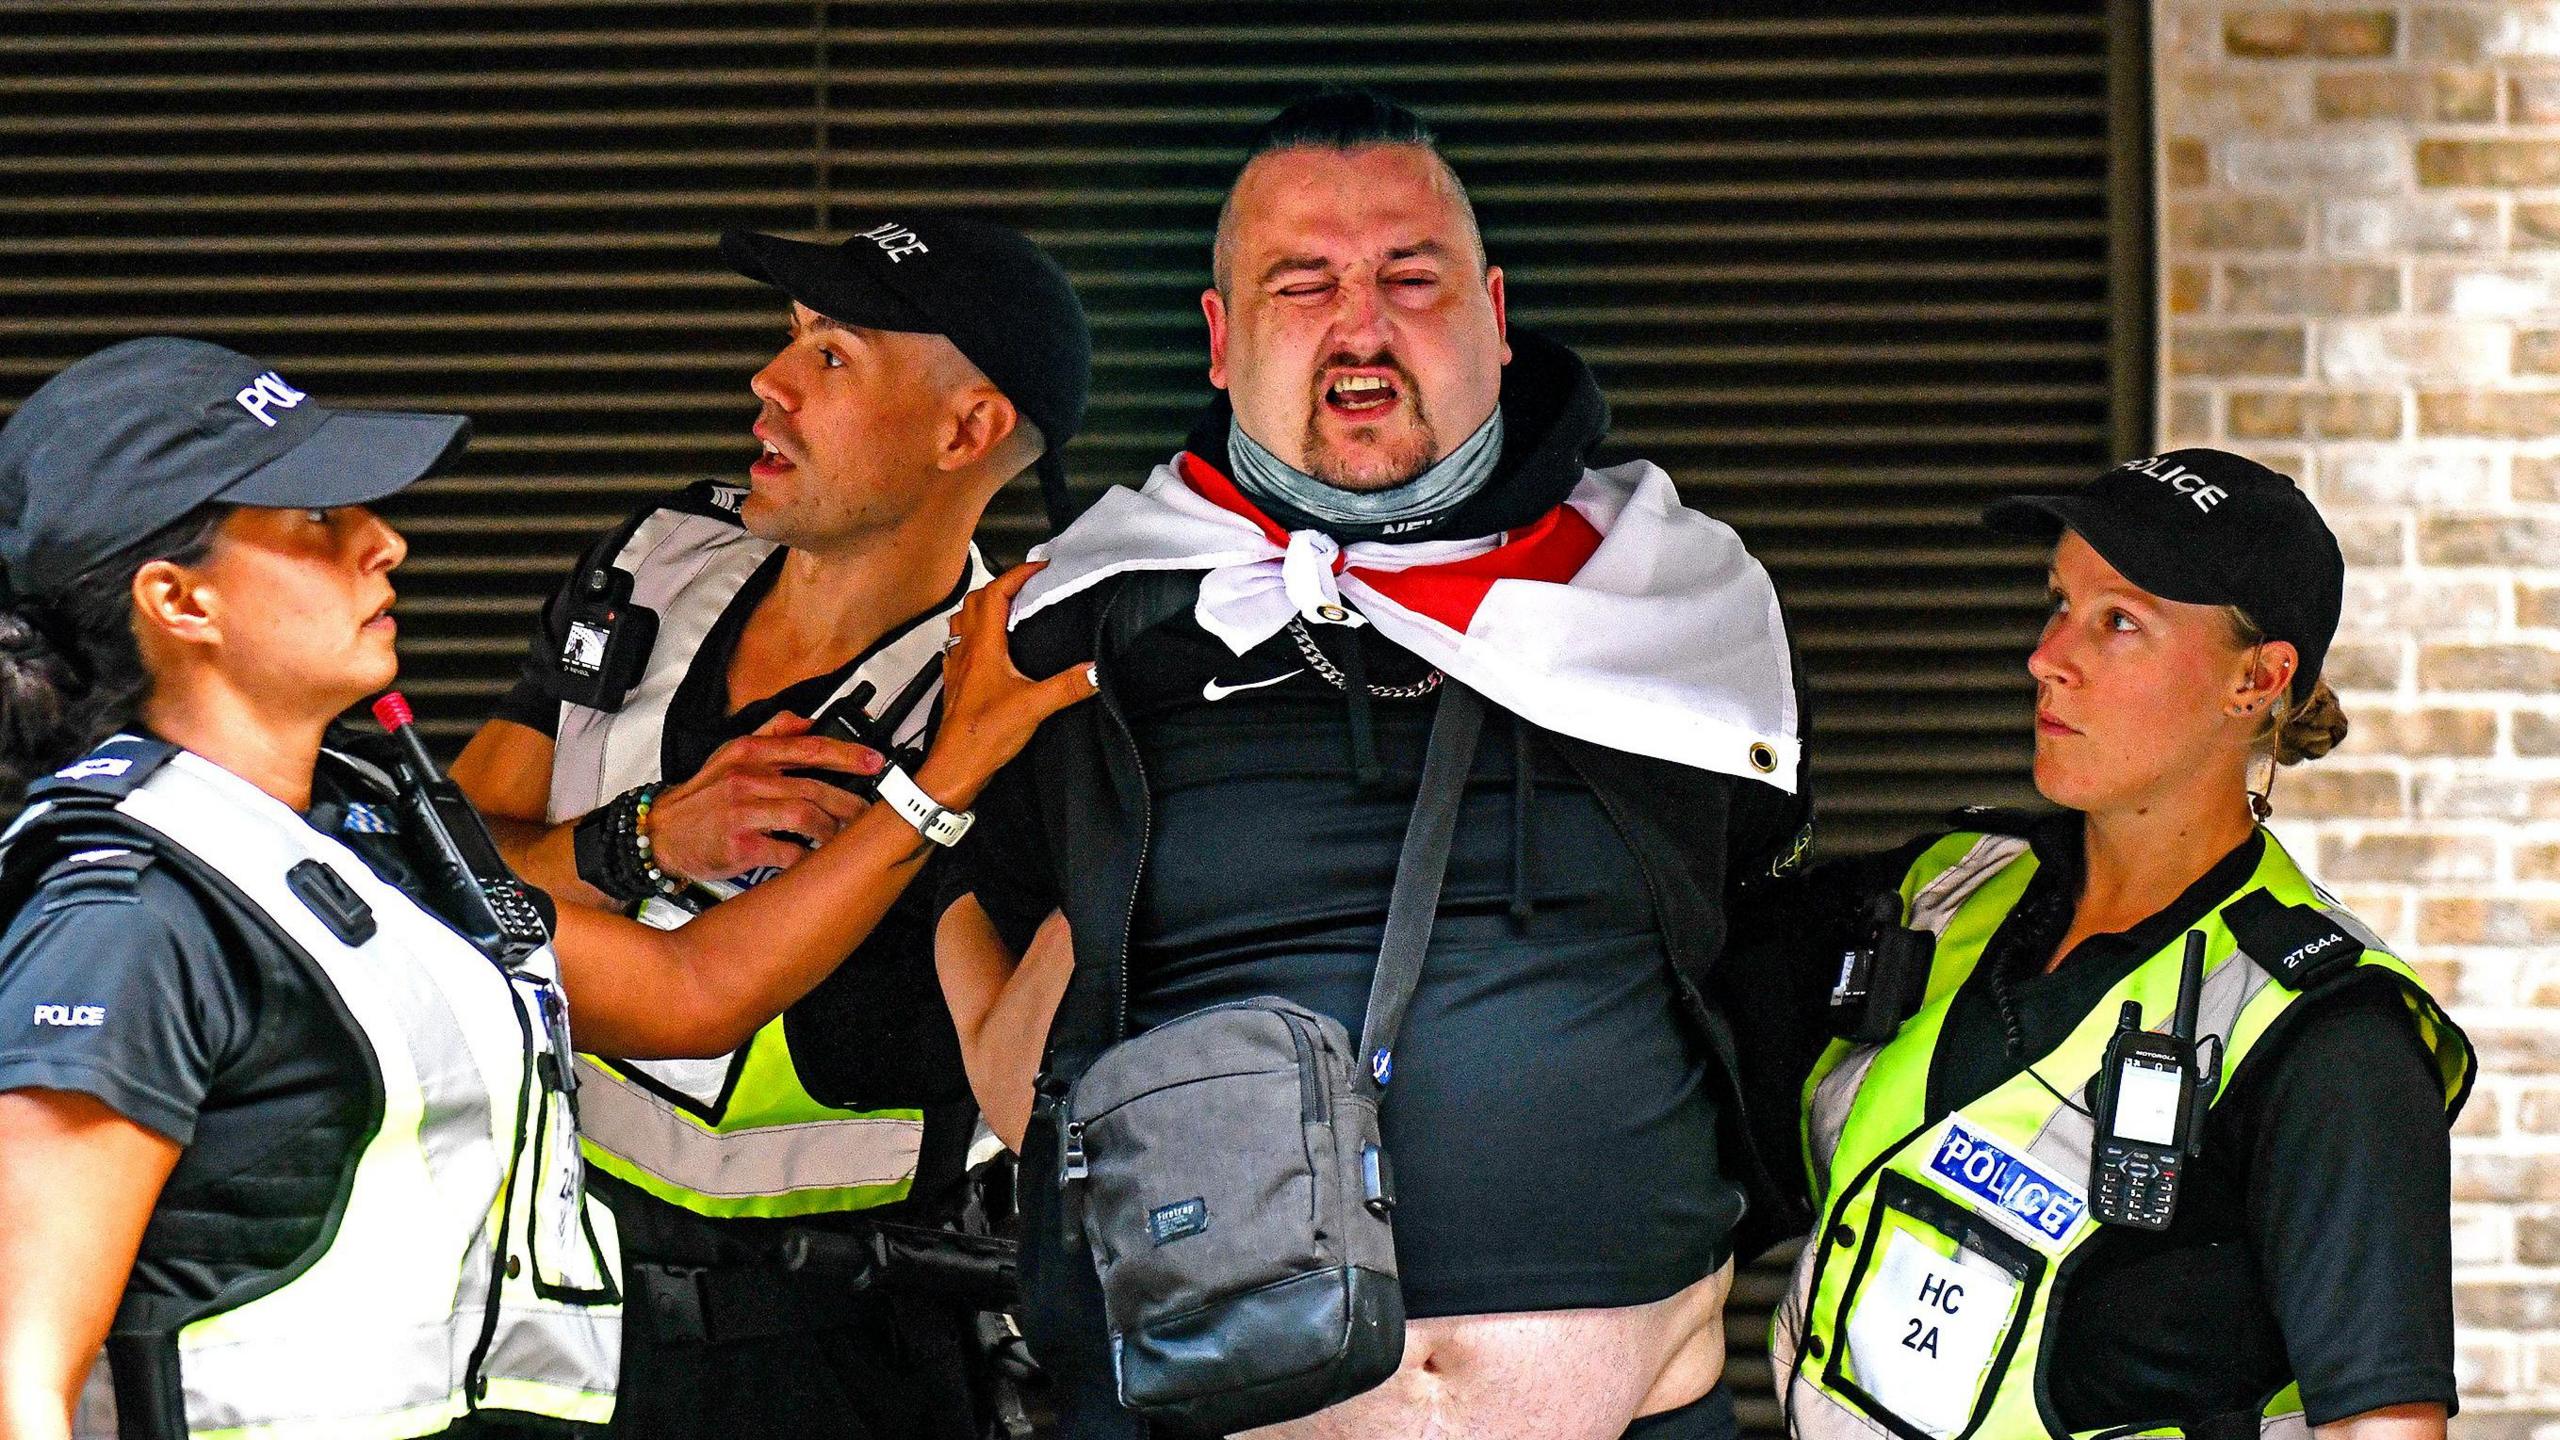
xmin=1202 ymin=672 xmax=1297 ymax=702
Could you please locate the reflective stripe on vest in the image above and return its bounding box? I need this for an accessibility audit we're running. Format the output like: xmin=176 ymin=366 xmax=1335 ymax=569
xmin=548 ymin=505 xmax=987 ymax=1219
xmin=53 ymin=749 xmax=620 ymax=1440
xmin=1774 ymin=829 xmax=2472 ymax=1440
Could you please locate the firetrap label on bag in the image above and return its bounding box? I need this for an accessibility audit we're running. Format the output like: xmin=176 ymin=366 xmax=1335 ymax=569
xmin=1927 ymin=1120 xmax=2085 ymax=1243
xmin=1148 ymin=1197 xmax=1209 ymax=1246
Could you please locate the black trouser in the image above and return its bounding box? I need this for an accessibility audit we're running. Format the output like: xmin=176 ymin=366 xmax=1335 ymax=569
xmin=1622 ymin=1385 xmax=1738 ymax=1440
xmin=610 ymin=1257 xmax=981 ymax=1440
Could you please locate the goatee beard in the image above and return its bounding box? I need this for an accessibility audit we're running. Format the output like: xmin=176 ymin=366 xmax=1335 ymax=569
xmin=1303 ymin=404 xmax=1438 ymax=492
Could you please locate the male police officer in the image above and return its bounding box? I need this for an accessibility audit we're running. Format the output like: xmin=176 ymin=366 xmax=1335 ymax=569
xmin=939 ymin=93 xmax=1812 ymax=1440
xmin=451 ymin=217 xmax=1090 ymax=1440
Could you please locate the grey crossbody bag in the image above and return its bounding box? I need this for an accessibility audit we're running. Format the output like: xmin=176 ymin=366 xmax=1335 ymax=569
xmin=1057 ymin=682 xmax=1484 ymax=1436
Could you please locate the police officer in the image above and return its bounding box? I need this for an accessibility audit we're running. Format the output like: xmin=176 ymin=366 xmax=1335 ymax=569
xmin=0 ymin=337 xmax=1089 ymax=1440
xmin=1763 ymin=450 xmax=2475 ymax=1440
xmin=447 ymin=218 xmax=1092 ymax=1440
xmin=0 ymin=338 xmax=612 ymax=1440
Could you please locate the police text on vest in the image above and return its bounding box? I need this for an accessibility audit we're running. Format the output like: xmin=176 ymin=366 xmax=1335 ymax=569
xmin=33 ymin=1004 xmax=106 ymax=1026
xmin=1928 ymin=1119 xmax=2086 ymax=1242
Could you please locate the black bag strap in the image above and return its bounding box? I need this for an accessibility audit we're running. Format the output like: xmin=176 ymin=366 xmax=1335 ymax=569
xmin=1357 ymin=682 xmax=1485 ymax=1096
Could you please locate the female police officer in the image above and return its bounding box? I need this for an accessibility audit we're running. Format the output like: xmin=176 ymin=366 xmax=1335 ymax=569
xmin=0 ymin=338 xmax=1088 ymax=1440
xmin=1767 ymin=449 xmax=2474 ymax=1440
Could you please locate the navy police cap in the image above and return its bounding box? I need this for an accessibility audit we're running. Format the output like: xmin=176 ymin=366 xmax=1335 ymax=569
xmin=1985 ymin=448 xmax=2342 ymax=704
xmin=0 ymin=337 xmax=466 ymax=602
xmin=721 ymin=214 xmax=1093 ymax=454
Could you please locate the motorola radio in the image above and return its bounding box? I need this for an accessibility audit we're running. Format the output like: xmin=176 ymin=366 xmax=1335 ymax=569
xmin=2089 ymin=928 xmax=2215 ymax=1230
xmin=371 ymin=692 xmax=553 ymax=967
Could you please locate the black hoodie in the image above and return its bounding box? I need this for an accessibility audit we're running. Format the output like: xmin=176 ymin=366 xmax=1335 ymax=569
xmin=949 ymin=330 xmax=1813 ymax=1436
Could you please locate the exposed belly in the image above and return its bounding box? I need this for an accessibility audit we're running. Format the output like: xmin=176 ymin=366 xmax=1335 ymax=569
xmin=1239 ymin=1261 xmax=1735 ymax=1440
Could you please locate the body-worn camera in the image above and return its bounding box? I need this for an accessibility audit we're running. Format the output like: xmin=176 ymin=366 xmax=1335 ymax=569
xmin=1829 ymin=893 xmax=1935 ymax=1043
xmin=552 ymin=565 xmax=657 ymax=712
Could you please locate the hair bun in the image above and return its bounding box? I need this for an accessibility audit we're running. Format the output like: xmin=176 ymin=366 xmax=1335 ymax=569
xmin=2276 ymin=679 xmax=2349 ymax=765
xmin=0 ymin=606 xmax=85 ymax=798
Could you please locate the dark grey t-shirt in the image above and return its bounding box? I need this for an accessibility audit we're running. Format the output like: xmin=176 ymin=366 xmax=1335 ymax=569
xmin=0 ymin=858 xmax=276 ymax=1144
xmin=0 ymin=779 xmax=384 ymax=1301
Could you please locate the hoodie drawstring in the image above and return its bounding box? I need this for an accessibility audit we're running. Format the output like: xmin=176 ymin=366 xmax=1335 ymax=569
xmin=1333 ymin=629 xmax=1385 ymax=791
xmin=1509 ymin=712 xmax=1536 ymax=928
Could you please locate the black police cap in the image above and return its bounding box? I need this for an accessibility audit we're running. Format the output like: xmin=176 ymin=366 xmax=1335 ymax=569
xmin=1985 ymin=448 xmax=2343 ymax=704
xmin=0 ymin=338 xmax=467 ymax=603
xmin=721 ymin=215 xmax=1093 ymax=456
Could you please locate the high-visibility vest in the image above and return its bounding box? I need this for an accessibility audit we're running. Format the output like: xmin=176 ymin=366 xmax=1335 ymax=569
xmin=1774 ymin=827 xmax=2473 ymax=1440
xmin=5 ymin=738 xmax=622 ymax=1440
xmin=546 ymin=494 xmax=988 ymax=1219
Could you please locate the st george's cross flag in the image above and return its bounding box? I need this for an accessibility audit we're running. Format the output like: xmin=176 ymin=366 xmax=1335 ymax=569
xmin=1011 ymin=451 xmax=1800 ymax=791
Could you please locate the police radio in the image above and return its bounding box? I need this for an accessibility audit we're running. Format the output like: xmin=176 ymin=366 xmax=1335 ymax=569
xmin=371 ymin=692 xmax=553 ymax=967
xmin=796 ymin=660 xmax=943 ymax=801
xmin=1828 ymin=893 xmax=1934 ymax=1043
xmin=2090 ymin=929 xmax=2215 ymax=1230
xmin=551 ymin=564 xmax=656 ymax=712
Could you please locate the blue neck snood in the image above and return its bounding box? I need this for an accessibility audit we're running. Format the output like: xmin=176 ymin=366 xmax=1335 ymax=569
xmin=1226 ymin=408 xmax=1504 ymax=540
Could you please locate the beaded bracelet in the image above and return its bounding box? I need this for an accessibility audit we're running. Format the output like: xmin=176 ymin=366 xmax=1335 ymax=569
xmin=628 ymin=785 xmax=677 ymax=895
xmin=573 ymin=782 xmax=679 ymax=905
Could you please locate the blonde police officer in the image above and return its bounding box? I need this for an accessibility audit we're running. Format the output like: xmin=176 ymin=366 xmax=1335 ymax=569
xmin=1771 ymin=451 xmax=2473 ymax=1440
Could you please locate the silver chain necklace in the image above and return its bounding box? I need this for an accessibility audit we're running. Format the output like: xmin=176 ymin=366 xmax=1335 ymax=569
xmin=1287 ymin=617 xmax=1445 ymax=698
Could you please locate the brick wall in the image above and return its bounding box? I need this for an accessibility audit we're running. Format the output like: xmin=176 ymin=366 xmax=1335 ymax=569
xmin=2159 ymin=3 xmax=2560 ymax=1425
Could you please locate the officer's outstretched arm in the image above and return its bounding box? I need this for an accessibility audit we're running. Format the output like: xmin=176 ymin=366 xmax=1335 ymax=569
xmin=447 ymin=719 xmax=598 ymax=901
xmin=936 ymin=902 xmax=1073 ymax=1150
xmin=0 ymin=1091 xmax=179 ymax=1440
xmin=547 ymin=563 xmax=1096 ymax=1059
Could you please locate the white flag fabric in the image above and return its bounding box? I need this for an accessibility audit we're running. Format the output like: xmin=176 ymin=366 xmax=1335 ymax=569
xmin=1014 ymin=452 xmax=1801 ymax=791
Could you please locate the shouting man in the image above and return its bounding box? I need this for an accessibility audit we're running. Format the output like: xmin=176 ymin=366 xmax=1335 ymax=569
xmin=939 ymin=93 xmax=1814 ymax=1440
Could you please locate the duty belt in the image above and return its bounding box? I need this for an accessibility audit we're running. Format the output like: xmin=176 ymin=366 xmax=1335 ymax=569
xmin=627 ymin=1221 xmax=1021 ymax=1344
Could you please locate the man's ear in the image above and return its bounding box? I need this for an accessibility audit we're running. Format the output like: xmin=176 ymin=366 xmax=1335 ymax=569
xmin=1202 ymin=287 xmax=1230 ymax=391
xmin=1487 ymin=265 xmax=1510 ymax=366
xmin=131 ymin=558 xmax=217 ymax=652
xmin=941 ymin=385 xmax=1022 ymax=475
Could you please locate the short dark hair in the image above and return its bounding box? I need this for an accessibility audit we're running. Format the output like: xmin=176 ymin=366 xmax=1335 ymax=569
xmin=1247 ymin=87 xmax=1438 ymax=154
xmin=1212 ymin=88 xmax=1485 ymax=294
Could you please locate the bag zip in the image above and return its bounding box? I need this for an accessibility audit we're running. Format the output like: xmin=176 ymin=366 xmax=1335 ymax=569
xmin=1282 ymin=1013 xmax=1325 ymax=1123
xmin=1281 ymin=1014 xmax=1327 ymax=1224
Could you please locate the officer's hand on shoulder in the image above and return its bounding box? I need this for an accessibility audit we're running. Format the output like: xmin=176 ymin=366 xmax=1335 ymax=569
xmin=919 ymin=562 xmax=1098 ymax=810
xmin=646 ymin=713 xmax=885 ymax=882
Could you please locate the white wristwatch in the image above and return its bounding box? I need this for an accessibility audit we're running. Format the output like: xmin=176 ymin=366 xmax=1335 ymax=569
xmin=877 ymin=765 xmax=975 ymax=847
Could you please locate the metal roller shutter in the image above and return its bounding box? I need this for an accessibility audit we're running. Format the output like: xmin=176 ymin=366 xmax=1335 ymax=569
xmin=0 ymin=3 xmax=2148 ymax=1427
